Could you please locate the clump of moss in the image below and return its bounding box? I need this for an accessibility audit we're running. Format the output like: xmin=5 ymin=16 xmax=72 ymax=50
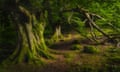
xmin=70 ymin=44 xmax=82 ymax=50
xmin=64 ymin=53 xmax=75 ymax=58
xmin=64 ymin=53 xmax=76 ymax=63
xmin=83 ymin=45 xmax=99 ymax=54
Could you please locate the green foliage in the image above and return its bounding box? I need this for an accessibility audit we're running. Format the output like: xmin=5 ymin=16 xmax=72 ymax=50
xmin=89 ymin=1 xmax=120 ymax=33
xmin=70 ymin=16 xmax=88 ymax=37
xmin=83 ymin=46 xmax=99 ymax=54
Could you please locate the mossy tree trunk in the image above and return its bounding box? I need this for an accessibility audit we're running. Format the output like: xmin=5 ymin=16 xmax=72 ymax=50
xmin=52 ymin=25 xmax=63 ymax=42
xmin=3 ymin=5 xmax=51 ymax=64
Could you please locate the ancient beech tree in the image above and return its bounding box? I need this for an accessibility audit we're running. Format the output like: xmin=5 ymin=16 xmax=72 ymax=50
xmin=1 ymin=0 xmax=119 ymax=64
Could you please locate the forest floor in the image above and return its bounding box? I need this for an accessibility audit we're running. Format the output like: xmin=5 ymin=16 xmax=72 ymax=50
xmin=0 ymin=35 xmax=120 ymax=72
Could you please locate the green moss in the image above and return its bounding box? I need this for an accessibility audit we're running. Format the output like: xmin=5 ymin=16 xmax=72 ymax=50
xmin=70 ymin=44 xmax=82 ymax=50
xmin=64 ymin=53 xmax=76 ymax=63
xmin=83 ymin=45 xmax=99 ymax=54
xmin=64 ymin=53 xmax=75 ymax=58
xmin=38 ymin=50 xmax=53 ymax=59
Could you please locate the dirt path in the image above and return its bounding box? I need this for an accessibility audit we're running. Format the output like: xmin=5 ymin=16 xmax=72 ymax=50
xmin=3 ymin=37 xmax=114 ymax=72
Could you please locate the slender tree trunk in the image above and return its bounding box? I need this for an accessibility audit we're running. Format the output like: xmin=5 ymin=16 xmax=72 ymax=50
xmin=52 ymin=25 xmax=63 ymax=42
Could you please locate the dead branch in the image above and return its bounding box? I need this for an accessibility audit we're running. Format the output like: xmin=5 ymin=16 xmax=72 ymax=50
xmin=62 ymin=6 xmax=119 ymax=43
xmin=85 ymin=13 xmax=111 ymax=39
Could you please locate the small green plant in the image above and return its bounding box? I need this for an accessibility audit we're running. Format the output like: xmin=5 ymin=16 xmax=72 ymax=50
xmin=83 ymin=45 xmax=99 ymax=54
xmin=70 ymin=44 xmax=82 ymax=50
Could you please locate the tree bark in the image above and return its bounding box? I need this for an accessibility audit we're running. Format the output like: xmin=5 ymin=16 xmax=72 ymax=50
xmin=3 ymin=4 xmax=51 ymax=64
